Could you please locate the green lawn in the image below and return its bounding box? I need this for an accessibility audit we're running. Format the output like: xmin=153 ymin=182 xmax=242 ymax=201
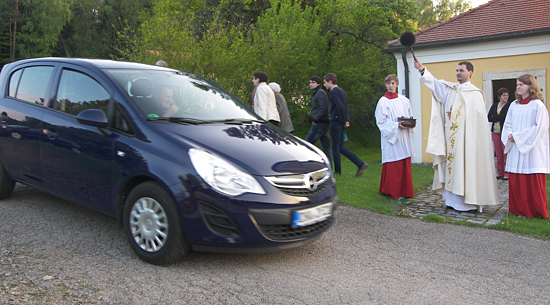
xmin=331 ymin=145 xmax=433 ymax=215
xmin=294 ymin=125 xmax=550 ymax=239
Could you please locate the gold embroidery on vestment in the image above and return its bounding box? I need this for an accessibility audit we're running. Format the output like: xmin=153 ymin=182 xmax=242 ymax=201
xmin=446 ymin=103 xmax=463 ymax=184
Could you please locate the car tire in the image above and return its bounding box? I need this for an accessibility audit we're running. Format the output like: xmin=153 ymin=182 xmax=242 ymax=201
xmin=0 ymin=162 xmax=15 ymax=199
xmin=123 ymin=181 xmax=190 ymax=265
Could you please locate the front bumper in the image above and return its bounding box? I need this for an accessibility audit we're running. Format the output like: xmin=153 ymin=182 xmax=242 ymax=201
xmin=192 ymin=232 xmax=325 ymax=254
xmin=178 ymin=173 xmax=338 ymax=252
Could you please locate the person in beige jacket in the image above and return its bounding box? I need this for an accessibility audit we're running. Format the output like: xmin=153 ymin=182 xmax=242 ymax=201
xmin=268 ymin=82 xmax=294 ymax=133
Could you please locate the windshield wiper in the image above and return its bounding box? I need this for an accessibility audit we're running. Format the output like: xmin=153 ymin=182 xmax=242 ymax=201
xmin=147 ymin=117 xmax=264 ymax=125
xmin=146 ymin=116 xmax=205 ymax=125
xmin=202 ymin=118 xmax=264 ymax=125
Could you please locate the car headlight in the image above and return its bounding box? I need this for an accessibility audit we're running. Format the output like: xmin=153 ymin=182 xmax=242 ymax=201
xmin=189 ymin=149 xmax=265 ymax=196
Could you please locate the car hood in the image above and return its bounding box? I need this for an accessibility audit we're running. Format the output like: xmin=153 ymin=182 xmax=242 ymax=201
xmin=162 ymin=122 xmax=327 ymax=176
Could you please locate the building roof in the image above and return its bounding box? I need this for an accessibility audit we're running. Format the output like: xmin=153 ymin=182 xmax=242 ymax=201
xmin=385 ymin=0 xmax=550 ymax=50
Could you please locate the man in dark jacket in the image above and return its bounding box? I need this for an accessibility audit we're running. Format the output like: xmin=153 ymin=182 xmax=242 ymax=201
xmin=306 ymin=76 xmax=332 ymax=165
xmin=323 ymin=73 xmax=368 ymax=177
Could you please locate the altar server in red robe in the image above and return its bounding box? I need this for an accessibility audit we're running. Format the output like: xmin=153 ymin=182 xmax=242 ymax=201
xmin=501 ymin=74 xmax=550 ymax=218
xmin=375 ymin=75 xmax=415 ymax=203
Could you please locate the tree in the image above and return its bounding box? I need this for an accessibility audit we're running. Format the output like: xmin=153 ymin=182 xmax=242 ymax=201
xmin=250 ymin=0 xmax=327 ymax=110
xmin=415 ymin=0 xmax=472 ymax=29
xmin=0 ymin=0 xmax=22 ymax=62
xmin=17 ymin=0 xmax=72 ymax=58
xmin=117 ymin=0 xmax=198 ymax=67
xmin=313 ymin=0 xmax=417 ymax=127
xmin=54 ymin=0 xmax=104 ymax=58
xmin=97 ymin=0 xmax=152 ymax=58
xmin=415 ymin=0 xmax=435 ymax=29
xmin=435 ymin=0 xmax=471 ymax=22
xmin=119 ymin=0 xmax=421 ymax=128
xmin=0 ymin=24 xmax=10 ymax=67
xmin=117 ymin=0 xmax=476 ymax=130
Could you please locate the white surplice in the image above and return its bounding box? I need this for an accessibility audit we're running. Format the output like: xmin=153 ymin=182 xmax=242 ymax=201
xmin=375 ymin=95 xmax=416 ymax=164
xmin=501 ymin=99 xmax=550 ymax=174
xmin=421 ymin=69 xmax=499 ymax=211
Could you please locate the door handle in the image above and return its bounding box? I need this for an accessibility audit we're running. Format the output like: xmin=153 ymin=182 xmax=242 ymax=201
xmin=43 ymin=129 xmax=58 ymax=139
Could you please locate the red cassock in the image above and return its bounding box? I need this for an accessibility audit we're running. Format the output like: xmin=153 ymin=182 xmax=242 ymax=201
xmin=379 ymin=157 xmax=414 ymax=200
xmin=508 ymin=173 xmax=548 ymax=219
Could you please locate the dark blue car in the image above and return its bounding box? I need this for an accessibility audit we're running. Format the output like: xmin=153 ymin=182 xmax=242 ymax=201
xmin=0 ymin=58 xmax=337 ymax=264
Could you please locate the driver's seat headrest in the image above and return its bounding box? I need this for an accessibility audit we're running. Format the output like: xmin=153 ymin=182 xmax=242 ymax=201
xmin=130 ymin=79 xmax=153 ymax=97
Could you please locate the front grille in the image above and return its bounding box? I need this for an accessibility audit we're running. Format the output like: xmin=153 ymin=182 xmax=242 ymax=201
xmin=276 ymin=179 xmax=329 ymax=196
xmin=258 ymin=216 xmax=334 ymax=240
xmin=199 ymin=203 xmax=240 ymax=237
xmin=264 ymin=168 xmax=331 ymax=197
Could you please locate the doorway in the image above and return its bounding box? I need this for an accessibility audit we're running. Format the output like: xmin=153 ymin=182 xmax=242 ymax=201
xmin=491 ymin=79 xmax=516 ymax=105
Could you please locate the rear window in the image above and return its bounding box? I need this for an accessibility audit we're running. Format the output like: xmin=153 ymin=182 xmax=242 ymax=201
xmin=9 ymin=66 xmax=54 ymax=105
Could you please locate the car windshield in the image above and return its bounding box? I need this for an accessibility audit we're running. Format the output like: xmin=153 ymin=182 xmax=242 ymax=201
xmin=106 ymin=69 xmax=258 ymax=122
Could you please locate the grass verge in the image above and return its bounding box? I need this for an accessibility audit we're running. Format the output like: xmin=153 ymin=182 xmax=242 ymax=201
xmin=296 ymin=127 xmax=550 ymax=239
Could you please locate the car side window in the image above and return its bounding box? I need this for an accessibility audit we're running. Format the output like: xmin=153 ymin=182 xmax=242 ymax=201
xmin=56 ymin=69 xmax=110 ymax=116
xmin=113 ymin=104 xmax=134 ymax=135
xmin=9 ymin=66 xmax=54 ymax=105
xmin=8 ymin=69 xmax=22 ymax=97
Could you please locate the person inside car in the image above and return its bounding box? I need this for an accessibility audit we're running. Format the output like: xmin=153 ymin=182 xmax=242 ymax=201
xmin=154 ymin=86 xmax=180 ymax=117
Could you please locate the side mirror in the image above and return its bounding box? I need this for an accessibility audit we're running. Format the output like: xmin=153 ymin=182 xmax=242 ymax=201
xmin=76 ymin=109 xmax=108 ymax=128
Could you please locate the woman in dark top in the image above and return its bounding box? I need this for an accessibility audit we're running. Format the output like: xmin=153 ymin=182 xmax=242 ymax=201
xmin=488 ymin=87 xmax=512 ymax=180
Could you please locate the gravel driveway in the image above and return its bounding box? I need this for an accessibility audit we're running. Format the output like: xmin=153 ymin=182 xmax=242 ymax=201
xmin=2 ymin=184 xmax=550 ymax=304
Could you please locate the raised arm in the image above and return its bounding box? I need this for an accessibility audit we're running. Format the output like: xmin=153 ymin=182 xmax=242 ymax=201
xmin=414 ymin=59 xmax=451 ymax=103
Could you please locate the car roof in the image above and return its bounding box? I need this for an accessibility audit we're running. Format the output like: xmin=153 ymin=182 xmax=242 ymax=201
xmin=6 ymin=57 xmax=174 ymax=71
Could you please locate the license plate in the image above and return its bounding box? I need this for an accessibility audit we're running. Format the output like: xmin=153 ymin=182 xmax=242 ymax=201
xmin=292 ymin=202 xmax=333 ymax=227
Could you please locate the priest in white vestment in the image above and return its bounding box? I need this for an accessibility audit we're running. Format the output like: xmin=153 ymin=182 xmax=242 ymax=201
xmin=414 ymin=60 xmax=499 ymax=212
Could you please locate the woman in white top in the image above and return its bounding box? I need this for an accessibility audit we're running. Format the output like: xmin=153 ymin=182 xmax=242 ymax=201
xmin=501 ymin=74 xmax=550 ymax=218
